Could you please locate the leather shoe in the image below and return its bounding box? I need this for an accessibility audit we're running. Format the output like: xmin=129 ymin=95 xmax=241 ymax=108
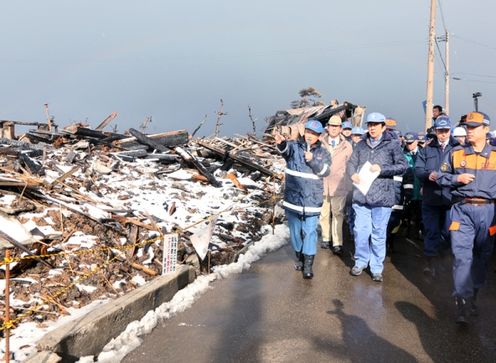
xmin=332 ymin=245 xmax=343 ymax=255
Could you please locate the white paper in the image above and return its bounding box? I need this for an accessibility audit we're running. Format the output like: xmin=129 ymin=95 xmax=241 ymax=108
xmin=353 ymin=161 xmax=380 ymax=196
xmin=190 ymin=216 xmax=218 ymax=260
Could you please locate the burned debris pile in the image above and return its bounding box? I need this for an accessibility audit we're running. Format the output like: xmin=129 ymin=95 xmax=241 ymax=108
xmin=0 ymin=117 xmax=285 ymax=334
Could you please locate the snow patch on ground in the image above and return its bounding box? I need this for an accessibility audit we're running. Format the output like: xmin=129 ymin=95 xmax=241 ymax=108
xmin=2 ymin=299 xmax=109 ymax=362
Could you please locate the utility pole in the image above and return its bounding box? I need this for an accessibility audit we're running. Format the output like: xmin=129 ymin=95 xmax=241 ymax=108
xmin=444 ymin=30 xmax=450 ymax=115
xmin=424 ymin=0 xmax=437 ymax=131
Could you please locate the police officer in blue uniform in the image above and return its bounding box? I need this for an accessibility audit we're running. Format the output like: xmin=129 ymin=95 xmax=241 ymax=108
xmin=436 ymin=112 xmax=496 ymax=324
xmin=415 ymin=116 xmax=459 ymax=275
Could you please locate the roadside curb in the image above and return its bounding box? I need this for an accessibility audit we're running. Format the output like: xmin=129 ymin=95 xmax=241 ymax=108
xmin=25 ymin=265 xmax=195 ymax=362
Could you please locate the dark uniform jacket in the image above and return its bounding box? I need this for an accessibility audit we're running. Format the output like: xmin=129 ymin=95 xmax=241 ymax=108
xmin=415 ymin=136 xmax=459 ymax=206
xmin=347 ymin=131 xmax=407 ymax=207
xmin=277 ymin=139 xmax=331 ymax=216
xmin=437 ymin=143 xmax=496 ymax=200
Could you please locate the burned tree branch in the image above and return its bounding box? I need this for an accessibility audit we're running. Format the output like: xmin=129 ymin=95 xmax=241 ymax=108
xmin=191 ymin=114 xmax=207 ymax=138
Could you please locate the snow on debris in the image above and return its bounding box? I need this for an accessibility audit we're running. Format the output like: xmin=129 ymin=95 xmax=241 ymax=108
xmin=0 ymin=131 xmax=286 ymax=362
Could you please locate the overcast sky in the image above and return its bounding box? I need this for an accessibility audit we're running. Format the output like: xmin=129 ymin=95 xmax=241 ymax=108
xmin=1 ymin=0 xmax=495 ymax=136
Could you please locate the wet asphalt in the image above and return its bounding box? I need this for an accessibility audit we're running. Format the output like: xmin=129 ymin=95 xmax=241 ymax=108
xmin=122 ymin=235 xmax=496 ymax=363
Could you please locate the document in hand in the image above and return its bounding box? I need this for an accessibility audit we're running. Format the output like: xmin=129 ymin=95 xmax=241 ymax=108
xmin=353 ymin=161 xmax=380 ymax=196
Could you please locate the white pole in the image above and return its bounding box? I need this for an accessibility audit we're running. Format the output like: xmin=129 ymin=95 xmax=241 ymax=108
xmin=424 ymin=0 xmax=437 ymax=131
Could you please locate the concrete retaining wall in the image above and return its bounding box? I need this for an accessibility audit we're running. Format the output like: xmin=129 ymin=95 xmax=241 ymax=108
xmin=26 ymin=265 xmax=195 ymax=362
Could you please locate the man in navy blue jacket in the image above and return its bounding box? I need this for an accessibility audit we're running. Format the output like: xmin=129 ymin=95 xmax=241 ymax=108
xmin=415 ymin=115 xmax=459 ymax=275
xmin=347 ymin=112 xmax=407 ymax=282
xmin=275 ymin=119 xmax=331 ymax=279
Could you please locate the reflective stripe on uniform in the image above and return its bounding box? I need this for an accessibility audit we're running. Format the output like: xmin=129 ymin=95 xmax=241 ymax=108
xmin=392 ymin=205 xmax=404 ymax=210
xmin=278 ymin=143 xmax=289 ymax=154
xmin=283 ymin=200 xmax=322 ymax=213
xmin=403 ymin=184 xmax=414 ymax=189
xmin=285 ymin=168 xmax=320 ymax=180
xmin=394 ymin=176 xmax=403 ymax=182
xmin=317 ymin=164 xmax=329 ymax=176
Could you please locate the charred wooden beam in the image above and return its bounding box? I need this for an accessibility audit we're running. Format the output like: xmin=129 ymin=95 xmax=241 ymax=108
xmin=196 ymin=140 xmax=281 ymax=179
xmin=128 ymin=128 xmax=168 ymax=152
xmin=129 ymin=129 xmax=221 ymax=187
xmin=313 ymin=102 xmax=357 ymax=123
xmin=174 ymin=146 xmax=221 ymax=187
xmin=96 ymin=134 xmax=127 ymax=145
xmin=145 ymin=154 xmax=180 ymax=163
xmin=74 ymin=128 xmax=107 ymax=139
xmin=19 ymin=153 xmax=45 ymax=176
xmin=115 ymin=130 xmax=189 ymax=149
xmin=0 ymin=230 xmax=53 ymax=268
xmin=25 ymin=132 xmax=55 ymax=144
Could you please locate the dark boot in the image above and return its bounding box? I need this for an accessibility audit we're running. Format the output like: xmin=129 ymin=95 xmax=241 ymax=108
xmin=294 ymin=252 xmax=304 ymax=271
xmin=470 ymin=289 xmax=479 ymax=316
xmin=455 ymin=297 xmax=468 ymax=324
xmin=303 ymin=254 xmax=314 ymax=279
xmin=423 ymin=256 xmax=436 ymax=278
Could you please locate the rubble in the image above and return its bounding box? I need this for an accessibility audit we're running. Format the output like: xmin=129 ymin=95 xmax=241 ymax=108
xmin=0 ymin=116 xmax=286 ymax=361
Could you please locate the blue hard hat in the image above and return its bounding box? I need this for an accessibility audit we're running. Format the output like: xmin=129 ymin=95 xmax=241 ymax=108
xmin=404 ymin=131 xmax=419 ymax=143
xmin=434 ymin=115 xmax=451 ymax=129
xmin=351 ymin=127 xmax=364 ymax=135
xmin=304 ymin=119 xmax=325 ymax=134
xmin=366 ymin=112 xmax=386 ymax=123
xmin=341 ymin=121 xmax=352 ymax=129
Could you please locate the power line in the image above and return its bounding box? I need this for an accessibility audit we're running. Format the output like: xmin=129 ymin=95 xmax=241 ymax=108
xmin=453 ymin=78 xmax=496 ymax=85
xmin=435 ymin=37 xmax=447 ymax=73
xmin=454 ymin=72 xmax=496 ymax=79
xmin=437 ymin=0 xmax=448 ymax=32
xmin=452 ymin=34 xmax=496 ymax=52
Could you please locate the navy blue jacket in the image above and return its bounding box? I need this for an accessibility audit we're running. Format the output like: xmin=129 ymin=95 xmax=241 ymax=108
xmin=415 ymin=136 xmax=459 ymax=206
xmin=347 ymin=131 xmax=407 ymax=207
xmin=277 ymin=139 xmax=331 ymax=216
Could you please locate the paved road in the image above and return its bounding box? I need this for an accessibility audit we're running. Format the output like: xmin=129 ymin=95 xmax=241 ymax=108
xmin=123 ymin=237 xmax=496 ymax=363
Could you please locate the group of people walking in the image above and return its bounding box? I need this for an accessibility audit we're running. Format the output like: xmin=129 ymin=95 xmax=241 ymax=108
xmin=275 ymin=105 xmax=495 ymax=324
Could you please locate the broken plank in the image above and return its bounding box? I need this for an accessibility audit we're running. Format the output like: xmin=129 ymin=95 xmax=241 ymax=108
xmin=95 ymin=112 xmax=118 ymax=131
xmin=48 ymin=165 xmax=80 ymax=189
xmin=174 ymin=146 xmax=221 ymax=187
xmin=130 ymin=262 xmax=157 ymax=276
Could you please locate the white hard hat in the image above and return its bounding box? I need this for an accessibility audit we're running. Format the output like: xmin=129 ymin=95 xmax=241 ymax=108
xmin=453 ymin=127 xmax=466 ymax=137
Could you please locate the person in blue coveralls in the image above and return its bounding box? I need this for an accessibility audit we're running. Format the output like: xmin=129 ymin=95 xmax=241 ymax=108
xmin=274 ymin=119 xmax=331 ymax=279
xmin=436 ymin=111 xmax=496 ymax=324
xmin=347 ymin=112 xmax=407 ymax=282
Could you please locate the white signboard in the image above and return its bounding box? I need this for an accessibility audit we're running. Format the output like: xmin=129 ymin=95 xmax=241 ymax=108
xmin=162 ymin=233 xmax=178 ymax=275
